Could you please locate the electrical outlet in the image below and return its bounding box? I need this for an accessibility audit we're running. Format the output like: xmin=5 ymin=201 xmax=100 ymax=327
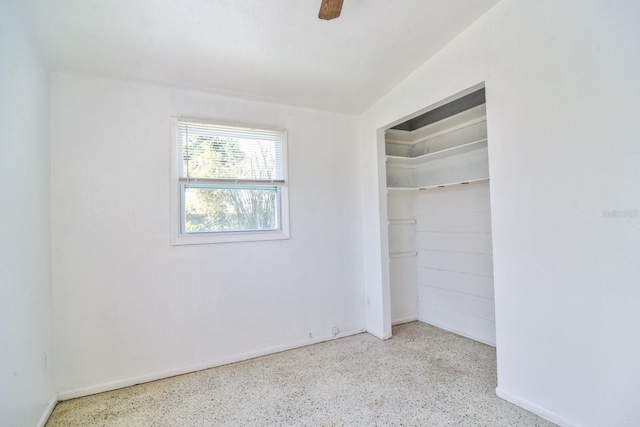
xmin=332 ymin=327 xmax=339 ymax=336
xmin=308 ymin=332 xmax=313 ymax=339
xmin=43 ymin=352 xmax=48 ymax=370
xmin=366 ymin=296 xmax=371 ymax=306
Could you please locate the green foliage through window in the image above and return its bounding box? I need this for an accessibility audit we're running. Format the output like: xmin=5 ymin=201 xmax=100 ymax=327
xmin=184 ymin=186 xmax=277 ymax=233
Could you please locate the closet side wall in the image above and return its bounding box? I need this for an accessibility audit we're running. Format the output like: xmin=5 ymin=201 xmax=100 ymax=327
xmin=387 ymin=191 xmax=418 ymax=324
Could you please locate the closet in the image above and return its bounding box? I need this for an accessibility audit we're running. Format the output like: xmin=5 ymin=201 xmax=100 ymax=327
xmin=385 ymin=89 xmax=496 ymax=346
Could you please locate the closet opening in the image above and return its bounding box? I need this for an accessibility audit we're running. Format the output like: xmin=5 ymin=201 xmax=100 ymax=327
xmin=383 ymin=85 xmax=496 ymax=346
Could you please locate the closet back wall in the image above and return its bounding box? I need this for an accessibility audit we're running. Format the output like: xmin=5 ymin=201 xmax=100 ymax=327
xmin=416 ymin=182 xmax=495 ymax=345
xmin=50 ymin=74 xmax=365 ymax=397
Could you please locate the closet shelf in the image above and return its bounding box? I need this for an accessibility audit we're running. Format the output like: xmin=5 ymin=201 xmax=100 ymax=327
xmin=386 ymin=138 xmax=487 ymax=166
xmin=387 ymin=177 xmax=489 ymax=192
xmin=389 ymin=251 xmax=418 ymax=259
xmin=388 ymin=219 xmax=416 ymax=225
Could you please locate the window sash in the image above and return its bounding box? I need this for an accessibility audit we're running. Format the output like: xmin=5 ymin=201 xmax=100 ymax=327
xmin=180 ymin=183 xmax=284 ymax=235
xmin=178 ymin=177 xmax=285 ymax=185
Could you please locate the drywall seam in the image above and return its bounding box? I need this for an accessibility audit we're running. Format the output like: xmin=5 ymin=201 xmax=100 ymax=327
xmin=57 ymin=328 xmax=365 ymax=400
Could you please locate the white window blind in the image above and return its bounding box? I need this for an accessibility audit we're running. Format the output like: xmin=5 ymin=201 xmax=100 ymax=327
xmin=177 ymin=121 xmax=284 ymax=182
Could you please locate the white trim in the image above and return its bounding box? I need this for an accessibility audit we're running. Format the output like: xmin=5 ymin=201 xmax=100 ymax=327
xmin=496 ymin=387 xmax=579 ymax=427
xmin=37 ymin=396 xmax=58 ymax=427
xmin=57 ymin=328 xmax=366 ymax=401
xmin=170 ymin=118 xmax=181 ymax=243
xmin=173 ymin=227 xmax=290 ymax=245
xmin=391 ymin=316 xmax=419 ymax=326
xmin=367 ymin=329 xmax=392 ymax=340
xmin=419 ymin=316 xmax=495 ymax=347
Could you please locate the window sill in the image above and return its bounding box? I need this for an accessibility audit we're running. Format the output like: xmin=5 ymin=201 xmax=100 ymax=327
xmin=171 ymin=229 xmax=290 ymax=246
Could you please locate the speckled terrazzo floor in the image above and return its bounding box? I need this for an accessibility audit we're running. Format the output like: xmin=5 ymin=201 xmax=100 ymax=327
xmin=46 ymin=322 xmax=555 ymax=426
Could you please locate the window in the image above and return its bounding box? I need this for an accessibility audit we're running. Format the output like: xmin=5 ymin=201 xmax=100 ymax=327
xmin=171 ymin=119 xmax=289 ymax=245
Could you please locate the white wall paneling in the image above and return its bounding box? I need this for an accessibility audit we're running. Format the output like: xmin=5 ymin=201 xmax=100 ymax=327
xmin=418 ymin=302 xmax=496 ymax=346
xmin=415 ymin=182 xmax=495 ymax=345
xmin=417 ymin=248 xmax=494 ymax=277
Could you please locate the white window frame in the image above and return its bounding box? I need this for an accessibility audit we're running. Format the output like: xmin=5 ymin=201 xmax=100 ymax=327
xmin=170 ymin=118 xmax=290 ymax=245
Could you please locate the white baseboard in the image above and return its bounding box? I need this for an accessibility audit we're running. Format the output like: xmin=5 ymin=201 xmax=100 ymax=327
xmin=37 ymin=396 xmax=58 ymax=427
xmin=57 ymin=328 xmax=366 ymax=401
xmin=495 ymin=387 xmax=578 ymax=427
xmin=418 ymin=316 xmax=496 ymax=347
xmin=392 ymin=315 xmax=418 ymax=326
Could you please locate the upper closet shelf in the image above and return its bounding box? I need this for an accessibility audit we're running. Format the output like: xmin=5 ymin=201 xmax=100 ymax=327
xmin=386 ymin=138 xmax=487 ymax=166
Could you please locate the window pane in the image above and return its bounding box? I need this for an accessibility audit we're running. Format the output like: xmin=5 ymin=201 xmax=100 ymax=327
xmin=184 ymin=185 xmax=278 ymax=233
xmin=177 ymin=122 xmax=283 ymax=180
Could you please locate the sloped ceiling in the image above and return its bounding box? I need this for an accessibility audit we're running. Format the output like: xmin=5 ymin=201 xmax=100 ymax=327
xmin=20 ymin=0 xmax=500 ymax=114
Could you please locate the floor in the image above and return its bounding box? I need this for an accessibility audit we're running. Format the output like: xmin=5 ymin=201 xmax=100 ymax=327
xmin=46 ymin=322 xmax=556 ymax=426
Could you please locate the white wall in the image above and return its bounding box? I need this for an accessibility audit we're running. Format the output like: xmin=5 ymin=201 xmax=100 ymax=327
xmin=361 ymin=1 xmax=640 ymax=426
xmin=50 ymin=74 xmax=365 ymax=396
xmin=0 ymin=1 xmax=56 ymax=426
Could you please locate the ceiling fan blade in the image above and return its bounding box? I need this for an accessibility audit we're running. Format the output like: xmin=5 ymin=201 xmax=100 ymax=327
xmin=318 ymin=0 xmax=344 ymax=20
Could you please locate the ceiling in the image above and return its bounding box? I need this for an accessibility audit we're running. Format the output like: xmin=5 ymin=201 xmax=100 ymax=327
xmin=19 ymin=0 xmax=500 ymax=114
